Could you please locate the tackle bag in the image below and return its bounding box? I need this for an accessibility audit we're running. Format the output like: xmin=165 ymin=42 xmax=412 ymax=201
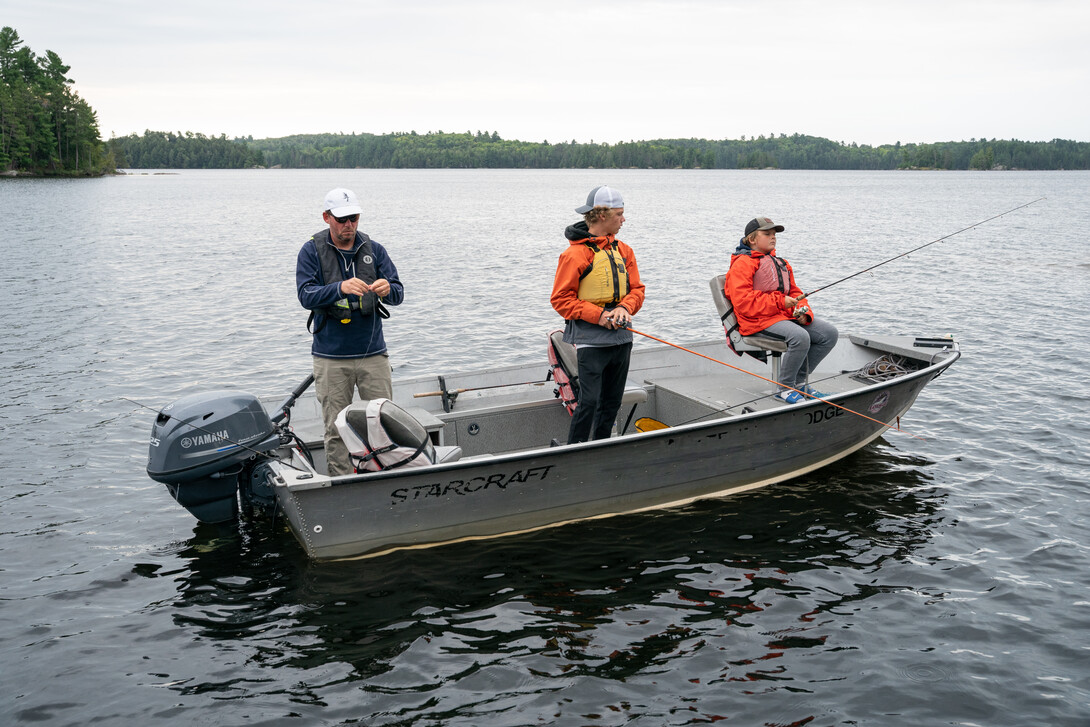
xmin=547 ymin=329 xmax=579 ymax=415
xmin=335 ymin=398 xmax=435 ymax=472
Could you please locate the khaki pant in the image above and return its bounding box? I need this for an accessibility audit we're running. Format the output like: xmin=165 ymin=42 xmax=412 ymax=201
xmin=313 ymin=354 xmax=393 ymax=476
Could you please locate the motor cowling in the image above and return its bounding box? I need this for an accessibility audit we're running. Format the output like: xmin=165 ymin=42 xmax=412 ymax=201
xmin=147 ymin=390 xmax=280 ymax=523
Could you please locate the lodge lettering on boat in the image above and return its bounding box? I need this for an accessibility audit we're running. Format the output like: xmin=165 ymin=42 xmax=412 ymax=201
xmin=390 ymin=465 xmax=554 ymax=504
xmin=806 ymin=407 xmax=843 ymax=425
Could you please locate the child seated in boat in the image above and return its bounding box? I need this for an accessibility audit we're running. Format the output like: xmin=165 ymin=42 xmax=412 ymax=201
xmin=725 ymin=216 xmax=838 ymax=404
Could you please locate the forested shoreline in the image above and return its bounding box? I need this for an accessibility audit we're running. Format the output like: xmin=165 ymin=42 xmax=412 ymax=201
xmin=4 ymin=25 xmax=1089 ymax=176
xmin=238 ymin=131 xmax=1090 ymax=171
xmin=107 ymin=130 xmax=1090 ymax=171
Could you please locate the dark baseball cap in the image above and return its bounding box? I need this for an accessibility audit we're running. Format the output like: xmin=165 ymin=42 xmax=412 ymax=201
xmin=744 ymin=216 xmax=785 ymax=236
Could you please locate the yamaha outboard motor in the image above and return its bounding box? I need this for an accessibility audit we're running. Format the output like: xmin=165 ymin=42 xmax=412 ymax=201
xmin=147 ymin=391 xmax=281 ymax=523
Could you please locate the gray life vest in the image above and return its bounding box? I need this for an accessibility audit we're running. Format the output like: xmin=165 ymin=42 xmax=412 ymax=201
xmin=312 ymin=228 xmax=379 ymax=323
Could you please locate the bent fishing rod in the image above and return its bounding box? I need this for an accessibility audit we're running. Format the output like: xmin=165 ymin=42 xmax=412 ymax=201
xmin=802 ymin=198 xmax=1043 ymax=298
xmin=625 ymin=327 xmax=925 ymax=440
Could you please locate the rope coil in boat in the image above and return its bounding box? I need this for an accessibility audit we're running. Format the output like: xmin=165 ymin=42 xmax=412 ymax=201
xmin=860 ymin=354 xmax=912 ymax=381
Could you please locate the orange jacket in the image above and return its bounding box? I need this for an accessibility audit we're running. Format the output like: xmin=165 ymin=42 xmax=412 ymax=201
xmin=551 ymin=234 xmax=645 ymax=323
xmin=725 ymin=250 xmax=813 ymax=336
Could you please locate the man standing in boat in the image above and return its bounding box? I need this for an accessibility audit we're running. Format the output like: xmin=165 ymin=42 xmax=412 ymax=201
xmin=551 ymin=186 xmax=646 ymax=443
xmin=296 ymin=188 xmax=404 ymax=476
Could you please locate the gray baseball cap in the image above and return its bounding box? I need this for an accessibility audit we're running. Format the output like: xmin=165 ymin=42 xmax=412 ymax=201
xmin=744 ymin=216 xmax=785 ymax=236
xmin=575 ymin=185 xmax=625 ymax=214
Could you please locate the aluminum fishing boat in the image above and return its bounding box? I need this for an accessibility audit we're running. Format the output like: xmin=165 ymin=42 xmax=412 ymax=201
xmin=147 ymin=320 xmax=959 ymax=561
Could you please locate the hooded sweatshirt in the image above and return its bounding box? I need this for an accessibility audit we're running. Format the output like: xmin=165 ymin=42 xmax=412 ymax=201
xmin=551 ymin=221 xmax=645 ymax=346
xmin=725 ymin=237 xmax=813 ymax=336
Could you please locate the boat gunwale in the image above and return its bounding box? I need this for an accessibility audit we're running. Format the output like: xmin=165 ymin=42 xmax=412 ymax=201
xmin=273 ymin=343 xmax=960 ymax=492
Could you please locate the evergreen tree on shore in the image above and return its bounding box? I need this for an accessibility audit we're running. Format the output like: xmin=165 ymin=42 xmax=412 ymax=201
xmin=107 ymin=130 xmax=263 ymax=169
xmin=0 ymin=26 xmax=114 ymax=175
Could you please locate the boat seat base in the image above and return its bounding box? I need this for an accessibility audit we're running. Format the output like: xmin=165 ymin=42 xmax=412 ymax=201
xmin=435 ymin=445 xmax=463 ymax=464
xmin=709 ymin=274 xmax=787 ymax=382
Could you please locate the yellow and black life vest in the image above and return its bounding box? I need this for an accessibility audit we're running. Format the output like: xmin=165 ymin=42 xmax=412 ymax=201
xmin=576 ymin=241 xmax=629 ymax=306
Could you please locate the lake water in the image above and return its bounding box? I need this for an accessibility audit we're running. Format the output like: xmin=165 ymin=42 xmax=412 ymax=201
xmin=1 ymin=169 xmax=1088 ymax=726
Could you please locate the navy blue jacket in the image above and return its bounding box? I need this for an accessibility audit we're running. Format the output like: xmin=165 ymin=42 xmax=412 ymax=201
xmin=296 ymin=231 xmax=404 ymax=358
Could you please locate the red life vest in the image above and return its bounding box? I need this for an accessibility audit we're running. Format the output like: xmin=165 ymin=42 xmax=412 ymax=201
xmin=547 ymin=329 xmax=579 ymax=415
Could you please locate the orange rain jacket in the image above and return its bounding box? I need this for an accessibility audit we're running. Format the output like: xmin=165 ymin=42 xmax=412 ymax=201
xmin=725 ymin=246 xmax=814 ymax=337
xmin=551 ymin=229 xmax=645 ymax=324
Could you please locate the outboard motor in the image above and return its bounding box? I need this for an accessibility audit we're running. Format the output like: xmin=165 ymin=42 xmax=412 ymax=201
xmin=147 ymin=391 xmax=281 ymax=523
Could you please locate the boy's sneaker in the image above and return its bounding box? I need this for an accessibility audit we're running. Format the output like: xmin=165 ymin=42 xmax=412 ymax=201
xmin=775 ymin=389 xmax=806 ymax=405
xmin=802 ymin=385 xmax=827 ymax=398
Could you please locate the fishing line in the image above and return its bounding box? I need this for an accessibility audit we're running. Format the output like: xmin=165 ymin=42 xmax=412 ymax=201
xmin=802 ymin=198 xmax=1044 ymax=298
xmin=626 ymin=328 xmax=925 ymax=440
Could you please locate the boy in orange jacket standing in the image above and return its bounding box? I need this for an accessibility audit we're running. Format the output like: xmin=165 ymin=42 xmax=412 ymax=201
xmin=551 ymin=186 xmax=646 ymax=443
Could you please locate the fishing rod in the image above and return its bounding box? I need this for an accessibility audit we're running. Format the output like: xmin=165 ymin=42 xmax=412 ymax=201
xmin=412 ymin=379 xmax=549 ymax=399
xmin=414 ymin=377 xmax=551 ymax=412
xmin=626 ymin=327 xmax=924 ymax=440
xmin=802 ymin=198 xmax=1043 ymax=298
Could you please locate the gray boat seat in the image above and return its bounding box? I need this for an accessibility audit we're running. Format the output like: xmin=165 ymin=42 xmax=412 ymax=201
xmin=380 ymin=407 xmax=462 ymax=464
xmin=381 ymin=406 xmax=458 ymax=460
xmin=341 ymin=400 xmax=462 ymax=469
xmin=548 ymin=330 xmax=648 ymax=407
xmin=550 ymin=329 xmax=580 ymax=384
xmin=709 ymin=274 xmax=786 ymax=382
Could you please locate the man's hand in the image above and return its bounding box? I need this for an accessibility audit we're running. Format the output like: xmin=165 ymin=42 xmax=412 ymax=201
xmin=369 ymin=278 xmax=391 ymax=298
xmin=340 ymin=277 xmax=368 ymax=296
xmin=340 ymin=277 xmax=391 ymax=297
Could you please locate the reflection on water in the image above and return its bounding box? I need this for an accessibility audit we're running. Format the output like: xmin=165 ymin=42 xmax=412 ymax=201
xmin=6 ymin=169 xmax=1089 ymax=726
xmin=150 ymin=444 xmax=950 ymax=721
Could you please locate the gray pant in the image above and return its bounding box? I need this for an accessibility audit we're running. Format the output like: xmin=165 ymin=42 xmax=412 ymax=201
xmin=762 ymin=318 xmax=839 ymax=389
xmin=313 ymin=354 xmax=393 ymax=476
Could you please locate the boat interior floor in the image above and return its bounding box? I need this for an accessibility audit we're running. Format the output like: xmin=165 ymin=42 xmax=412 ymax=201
xmin=643 ymin=369 xmax=856 ymax=421
xmin=273 ymin=333 xmax=942 ymax=475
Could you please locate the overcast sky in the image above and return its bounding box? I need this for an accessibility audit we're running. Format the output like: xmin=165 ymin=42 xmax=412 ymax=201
xmin=4 ymin=0 xmax=1088 ymax=146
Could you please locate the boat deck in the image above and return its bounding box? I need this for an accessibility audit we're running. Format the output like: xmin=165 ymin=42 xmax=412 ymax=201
xmin=641 ymin=366 xmax=865 ymax=425
xmin=276 ymin=333 xmax=952 ymax=468
xmin=251 ymin=333 xmax=957 ymax=560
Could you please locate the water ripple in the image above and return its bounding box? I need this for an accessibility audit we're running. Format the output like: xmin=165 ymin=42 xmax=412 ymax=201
xmin=3 ymin=170 xmax=1089 ymax=726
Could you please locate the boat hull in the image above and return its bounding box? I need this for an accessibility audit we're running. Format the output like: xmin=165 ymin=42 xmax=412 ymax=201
xmin=270 ymin=355 xmax=945 ymax=560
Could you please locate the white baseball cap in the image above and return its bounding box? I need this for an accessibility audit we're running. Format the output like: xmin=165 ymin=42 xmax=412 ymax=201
xmin=575 ymin=185 xmax=624 ymax=214
xmin=324 ymin=188 xmax=362 ymax=217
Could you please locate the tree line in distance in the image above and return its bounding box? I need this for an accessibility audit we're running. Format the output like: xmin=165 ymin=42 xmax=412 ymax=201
xmin=3 ymin=26 xmax=1087 ymax=175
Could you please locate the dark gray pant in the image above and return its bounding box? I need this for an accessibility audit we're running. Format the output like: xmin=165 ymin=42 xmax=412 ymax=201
xmin=762 ymin=318 xmax=839 ymax=389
